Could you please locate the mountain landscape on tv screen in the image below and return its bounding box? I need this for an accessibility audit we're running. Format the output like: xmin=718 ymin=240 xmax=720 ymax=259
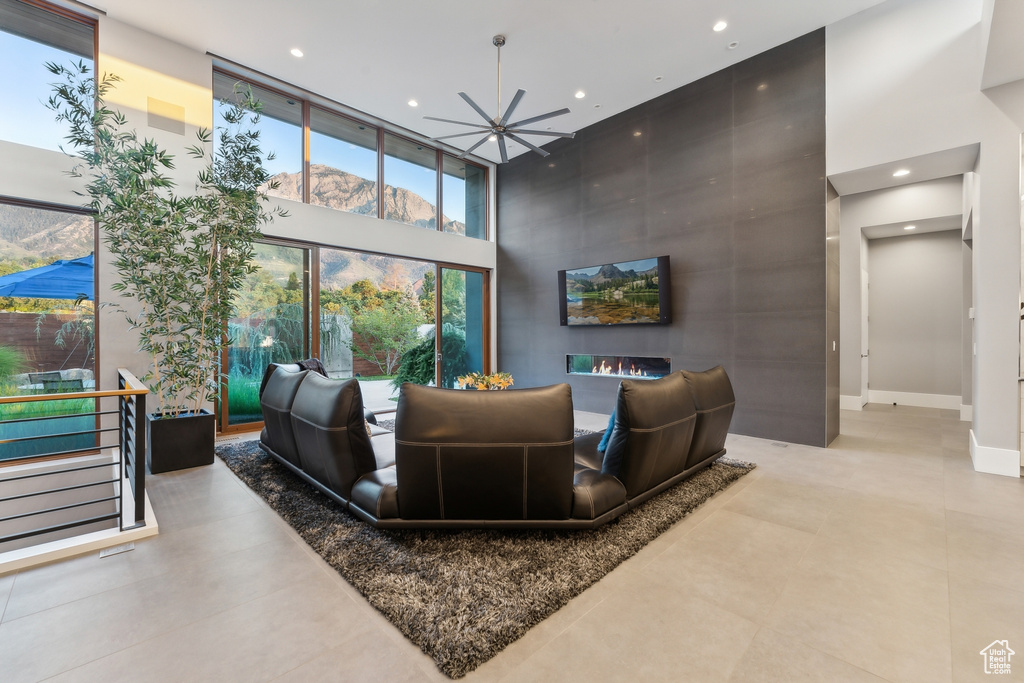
xmin=565 ymin=258 xmax=661 ymax=326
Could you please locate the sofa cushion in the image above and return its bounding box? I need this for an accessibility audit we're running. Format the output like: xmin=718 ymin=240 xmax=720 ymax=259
xmin=259 ymin=365 xmax=308 ymax=467
xmin=290 ymin=373 xmax=377 ymax=500
xmin=395 ymin=382 xmax=575 ymax=521
xmin=602 ymin=372 xmax=697 ymax=498
xmin=681 ymin=366 xmax=735 ymax=468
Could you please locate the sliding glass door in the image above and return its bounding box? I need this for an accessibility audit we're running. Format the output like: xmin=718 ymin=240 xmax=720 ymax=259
xmin=221 ymin=242 xmax=310 ymax=430
xmin=219 ymin=244 xmax=490 ymax=431
xmin=438 ymin=267 xmax=487 ymax=389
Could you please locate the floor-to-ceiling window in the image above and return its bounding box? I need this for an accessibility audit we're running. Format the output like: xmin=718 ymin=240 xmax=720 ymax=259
xmin=216 ymin=69 xmax=493 ymax=427
xmin=0 ymin=1 xmax=97 ymax=460
xmin=221 ymin=242 xmax=310 ymax=431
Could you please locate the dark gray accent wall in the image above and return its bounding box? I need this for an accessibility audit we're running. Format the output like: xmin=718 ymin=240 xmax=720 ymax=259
xmin=496 ymin=30 xmax=829 ymax=446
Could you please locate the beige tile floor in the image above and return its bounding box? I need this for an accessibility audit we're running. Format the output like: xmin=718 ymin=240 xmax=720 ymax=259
xmin=1 ymin=405 xmax=1022 ymax=682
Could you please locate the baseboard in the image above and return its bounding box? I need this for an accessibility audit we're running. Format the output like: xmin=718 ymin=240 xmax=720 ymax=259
xmin=970 ymin=429 xmax=1021 ymax=478
xmin=866 ymin=390 xmax=960 ymax=411
xmin=960 ymin=404 xmax=972 ymax=422
xmin=840 ymin=395 xmax=865 ymax=411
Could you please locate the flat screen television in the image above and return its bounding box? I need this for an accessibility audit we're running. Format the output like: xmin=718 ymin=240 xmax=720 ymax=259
xmin=558 ymin=255 xmax=671 ymax=326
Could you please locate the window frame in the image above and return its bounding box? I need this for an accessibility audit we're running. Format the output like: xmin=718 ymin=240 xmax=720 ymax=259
xmin=213 ymin=68 xmax=491 ymax=240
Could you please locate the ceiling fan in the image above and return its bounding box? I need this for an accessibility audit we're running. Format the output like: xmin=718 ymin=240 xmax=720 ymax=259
xmin=424 ymin=35 xmax=576 ymax=163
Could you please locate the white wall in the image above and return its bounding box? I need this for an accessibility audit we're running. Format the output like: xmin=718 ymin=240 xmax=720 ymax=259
xmin=838 ymin=176 xmax=964 ymax=399
xmin=867 ymin=229 xmax=963 ymax=399
xmin=828 ymin=0 xmax=1022 ymax=473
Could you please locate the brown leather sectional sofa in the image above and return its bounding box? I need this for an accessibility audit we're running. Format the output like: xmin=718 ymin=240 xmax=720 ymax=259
xmin=258 ymin=364 xmax=735 ymax=529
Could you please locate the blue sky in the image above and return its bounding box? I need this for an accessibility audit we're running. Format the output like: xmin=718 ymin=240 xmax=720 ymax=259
xmin=0 ymin=34 xmax=84 ymax=151
xmin=569 ymin=257 xmax=659 ymax=278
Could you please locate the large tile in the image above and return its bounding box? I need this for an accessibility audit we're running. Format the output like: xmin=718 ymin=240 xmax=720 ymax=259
xmin=50 ymin=572 xmax=373 ymax=683
xmin=0 ymin=537 xmax=320 ymax=682
xmin=816 ymin=492 xmax=947 ymax=571
xmin=767 ymin=537 xmax=952 ymax=683
xmin=0 ymin=571 xmax=13 ymax=620
xmin=943 ymin=467 xmax=1024 ymax=521
xmin=728 ymin=627 xmax=887 ymax=682
xmin=3 ymin=509 xmax=293 ymax=621
xmin=946 ymin=509 xmax=1024 ymax=587
xmin=273 ymin=628 xmax=430 ymax=683
xmin=641 ymin=509 xmax=815 ymax=623
xmin=723 ymin=475 xmax=841 ymax=534
xmin=948 ymin=574 xmax=1024 ymax=683
xmin=503 ymin=572 xmax=759 ymax=682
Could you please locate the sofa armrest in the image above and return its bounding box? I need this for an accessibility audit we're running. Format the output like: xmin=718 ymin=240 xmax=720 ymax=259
xmin=350 ymin=467 xmax=399 ymax=521
xmin=572 ymin=469 xmax=627 ymax=520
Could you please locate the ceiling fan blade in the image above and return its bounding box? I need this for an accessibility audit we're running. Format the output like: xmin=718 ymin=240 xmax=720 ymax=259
xmin=506 ymin=128 xmax=576 ymax=138
xmin=432 ymin=130 xmax=494 ymax=141
xmin=459 ymin=92 xmax=496 ymax=125
xmin=498 ymin=135 xmax=509 ymax=164
xmin=505 ymin=132 xmax=550 ymax=157
xmin=498 ymin=89 xmax=526 ymax=127
xmin=507 ymin=107 xmax=571 ymax=128
xmin=423 ymin=115 xmax=491 ymax=129
xmin=457 ymin=134 xmax=491 ymax=159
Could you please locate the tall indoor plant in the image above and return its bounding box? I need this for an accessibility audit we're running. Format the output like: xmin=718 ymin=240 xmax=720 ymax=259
xmin=47 ymin=61 xmax=285 ymax=472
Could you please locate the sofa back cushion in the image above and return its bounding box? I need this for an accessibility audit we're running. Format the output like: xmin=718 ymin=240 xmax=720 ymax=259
xmin=259 ymin=365 xmax=308 ymax=466
xmin=395 ymin=382 xmax=575 ymax=521
xmin=602 ymin=372 xmax=697 ymax=498
xmin=290 ymin=373 xmax=377 ymax=500
xmin=681 ymin=366 xmax=735 ymax=468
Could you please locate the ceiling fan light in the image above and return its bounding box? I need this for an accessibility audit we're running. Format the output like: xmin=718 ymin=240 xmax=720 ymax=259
xmin=488 ymin=134 xmax=498 ymax=142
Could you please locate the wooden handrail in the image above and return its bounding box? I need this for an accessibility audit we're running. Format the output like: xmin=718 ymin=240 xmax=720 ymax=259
xmin=116 ymin=367 xmax=147 ymax=393
xmin=0 ymin=368 xmax=149 ymax=405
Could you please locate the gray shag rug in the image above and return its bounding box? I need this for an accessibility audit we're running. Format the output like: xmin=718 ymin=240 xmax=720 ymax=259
xmin=216 ymin=437 xmax=754 ymax=678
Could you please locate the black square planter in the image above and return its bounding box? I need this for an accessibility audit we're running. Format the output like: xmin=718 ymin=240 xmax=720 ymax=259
xmin=146 ymin=409 xmax=216 ymax=474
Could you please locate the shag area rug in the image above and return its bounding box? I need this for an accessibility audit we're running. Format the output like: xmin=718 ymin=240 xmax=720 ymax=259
xmin=216 ymin=438 xmax=754 ymax=678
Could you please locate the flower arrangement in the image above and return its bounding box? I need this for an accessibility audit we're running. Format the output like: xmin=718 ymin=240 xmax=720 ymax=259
xmin=456 ymin=372 xmax=514 ymax=390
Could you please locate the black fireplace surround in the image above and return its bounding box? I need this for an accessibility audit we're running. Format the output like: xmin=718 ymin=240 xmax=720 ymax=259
xmin=258 ymin=363 xmax=735 ymax=529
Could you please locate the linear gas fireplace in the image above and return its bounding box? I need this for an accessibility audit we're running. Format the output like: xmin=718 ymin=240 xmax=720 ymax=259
xmin=566 ymin=354 xmax=671 ymax=380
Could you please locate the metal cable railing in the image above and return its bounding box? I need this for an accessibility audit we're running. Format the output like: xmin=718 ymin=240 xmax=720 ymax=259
xmin=0 ymin=369 xmax=149 ymax=546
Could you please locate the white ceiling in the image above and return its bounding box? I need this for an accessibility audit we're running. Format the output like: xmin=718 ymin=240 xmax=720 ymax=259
xmin=827 ymin=144 xmax=980 ymax=197
xmin=85 ymin=0 xmax=889 ymax=164
xmin=862 ymin=214 xmax=962 ymax=240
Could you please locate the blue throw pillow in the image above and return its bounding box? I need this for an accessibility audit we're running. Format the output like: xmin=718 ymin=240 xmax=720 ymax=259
xmin=597 ymin=410 xmax=616 ymax=452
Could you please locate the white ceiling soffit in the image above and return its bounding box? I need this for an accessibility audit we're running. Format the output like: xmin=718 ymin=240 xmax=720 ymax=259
xmin=981 ymin=0 xmax=1024 ymax=90
xmin=88 ymin=0 xmax=888 ymax=164
xmin=862 ymin=214 xmax=962 ymax=240
xmin=827 ymin=143 xmax=980 ymax=197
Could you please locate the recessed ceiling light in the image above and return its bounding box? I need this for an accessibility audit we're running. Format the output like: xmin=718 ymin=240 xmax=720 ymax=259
xmin=594 ymin=104 xmax=601 ymax=109
xmin=728 ymin=41 xmax=740 ymax=50
xmin=548 ymin=163 xmax=556 ymax=168
xmin=633 ymin=131 xmax=642 ymax=137
xmin=290 ymin=48 xmax=303 ymax=58
xmin=653 ymin=76 xmax=663 ymax=82
xmin=757 ymin=83 xmax=768 ymax=91
xmin=713 ymin=20 xmax=728 ymax=32
xmin=893 ymin=169 xmax=910 ymax=177
xmin=407 ymin=99 xmax=418 ymax=107
xmin=574 ymin=90 xmax=586 ymax=99
xmin=904 ymin=225 xmax=916 ymax=230
xmin=488 ymin=134 xmax=498 ymax=142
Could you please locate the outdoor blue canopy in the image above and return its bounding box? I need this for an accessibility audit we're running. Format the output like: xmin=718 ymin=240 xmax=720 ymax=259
xmin=0 ymin=253 xmax=94 ymax=301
